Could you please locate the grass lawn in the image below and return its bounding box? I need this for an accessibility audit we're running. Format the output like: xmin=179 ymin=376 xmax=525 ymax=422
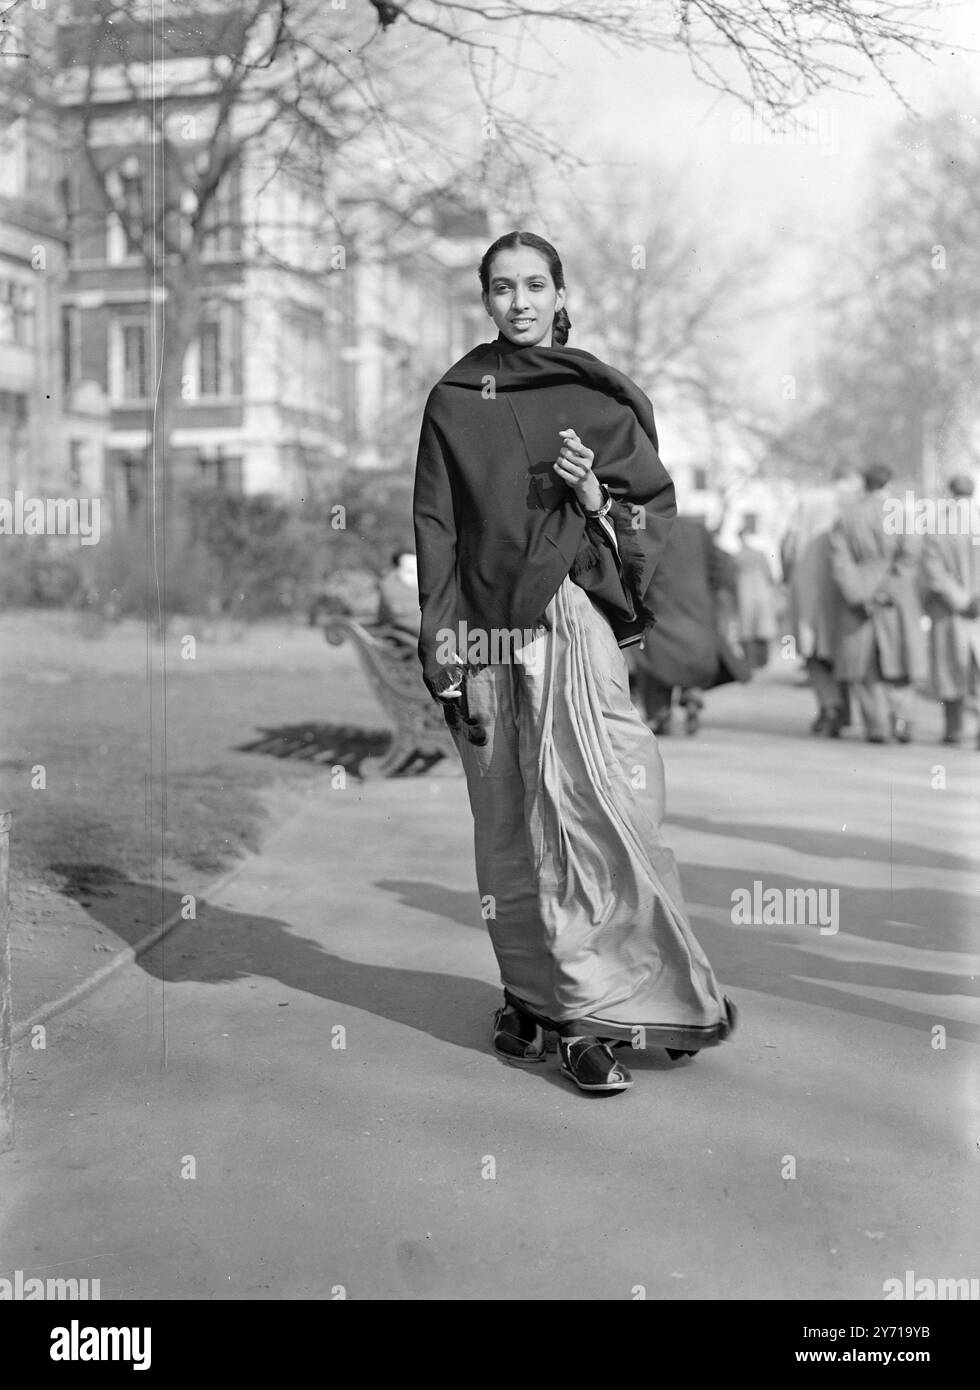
xmin=0 ymin=609 xmax=393 ymax=1019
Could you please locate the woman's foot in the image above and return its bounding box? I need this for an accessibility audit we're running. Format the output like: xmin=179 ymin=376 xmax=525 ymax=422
xmin=490 ymin=1004 xmax=546 ymax=1065
xmin=558 ymin=1036 xmax=633 ymax=1092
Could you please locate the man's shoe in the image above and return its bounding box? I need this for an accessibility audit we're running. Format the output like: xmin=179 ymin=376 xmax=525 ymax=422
xmin=822 ymin=709 xmax=845 ymax=738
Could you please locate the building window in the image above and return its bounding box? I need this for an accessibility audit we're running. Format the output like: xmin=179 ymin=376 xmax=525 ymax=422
xmin=62 ymin=305 xmax=81 ymax=389
xmin=197 ymin=452 xmax=242 ymax=492
xmin=119 ymin=453 xmax=143 ymax=512
xmin=106 ymin=158 xmax=143 ymax=262
xmin=119 ymin=168 xmax=143 ymax=247
xmin=68 ymin=439 xmax=85 ymax=489
xmin=121 ymin=322 xmax=148 ymax=400
xmin=198 ymin=321 xmax=221 ymax=396
xmin=0 ymin=391 xmax=29 ymax=492
xmin=693 ymin=466 xmax=709 ymax=492
xmin=200 ymin=170 xmax=238 ymax=255
xmin=0 ymin=116 xmax=27 ymax=198
xmin=0 ymin=279 xmax=35 ymax=348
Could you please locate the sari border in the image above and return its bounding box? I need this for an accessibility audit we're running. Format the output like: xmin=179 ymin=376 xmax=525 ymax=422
xmin=504 ymin=989 xmax=738 ymax=1050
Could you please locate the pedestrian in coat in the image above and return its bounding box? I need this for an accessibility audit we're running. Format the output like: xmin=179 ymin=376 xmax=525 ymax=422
xmin=829 ymin=463 xmax=926 ymax=743
xmin=782 ymin=467 xmax=862 ymax=736
xmin=919 ymin=475 xmax=980 ymax=746
xmin=734 ymin=519 xmax=781 ymax=669
xmin=629 ymin=515 xmax=747 ymax=735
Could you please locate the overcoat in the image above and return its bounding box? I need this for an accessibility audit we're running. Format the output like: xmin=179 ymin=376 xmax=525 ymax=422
xmin=412 ymin=337 xmax=677 ymax=697
xmin=784 ymin=487 xmax=842 ymax=660
xmin=828 ymin=493 xmax=926 ymax=683
xmin=735 ymin=544 xmax=780 ymax=643
xmin=919 ymin=531 xmax=980 ymax=700
xmin=632 ymin=516 xmax=748 ymax=690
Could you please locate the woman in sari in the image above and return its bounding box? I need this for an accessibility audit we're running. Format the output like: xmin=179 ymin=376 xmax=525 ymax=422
xmin=412 ymin=231 xmax=736 ymax=1095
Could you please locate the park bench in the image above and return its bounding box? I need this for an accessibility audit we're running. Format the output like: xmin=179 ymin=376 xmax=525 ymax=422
xmin=321 ymin=617 xmax=459 ymax=777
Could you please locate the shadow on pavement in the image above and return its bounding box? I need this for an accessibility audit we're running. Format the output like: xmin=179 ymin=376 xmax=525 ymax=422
xmin=54 ymin=875 xmax=500 ymax=1056
xmin=669 ymin=813 xmax=980 ymax=876
xmin=681 ymin=860 xmax=979 ymax=1044
xmin=49 ymin=833 xmax=980 ymax=1055
xmin=235 ymin=720 xmax=390 ymax=773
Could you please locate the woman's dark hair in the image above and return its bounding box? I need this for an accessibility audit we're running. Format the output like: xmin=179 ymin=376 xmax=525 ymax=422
xmin=478 ymin=231 xmax=571 ymax=346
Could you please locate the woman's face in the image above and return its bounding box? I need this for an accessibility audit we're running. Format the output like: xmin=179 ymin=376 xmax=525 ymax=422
xmin=482 ymin=247 xmax=564 ymax=348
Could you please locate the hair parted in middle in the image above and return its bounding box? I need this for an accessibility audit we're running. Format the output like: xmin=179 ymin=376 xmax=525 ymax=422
xmin=478 ymin=230 xmax=571 ymax=345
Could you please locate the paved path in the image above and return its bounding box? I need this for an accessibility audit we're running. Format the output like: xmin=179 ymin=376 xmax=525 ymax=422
xmin=1 ymin=670 xmax=977 ymax=1300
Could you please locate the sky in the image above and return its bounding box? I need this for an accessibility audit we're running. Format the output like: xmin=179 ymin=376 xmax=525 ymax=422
xmin=464 ymin=1 xmax=979 ymax=418
xmin=544 ymin=1 xmax=978 ymax=239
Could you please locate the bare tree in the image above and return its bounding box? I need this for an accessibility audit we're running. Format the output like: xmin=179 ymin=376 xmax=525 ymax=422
xmin=557 ymin=170 xmax=771 ymax=491
xmin=5 ymin=0 xmax=947 ymax=516
xmin=769 ymin=106 xmax=980 ymax=489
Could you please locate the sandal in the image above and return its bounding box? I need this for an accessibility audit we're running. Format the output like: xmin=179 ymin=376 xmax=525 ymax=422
xmin=490 ymin=1004 xmax=547 ymax=1065
xmin=559 ymin=1036 xmax=633 ymax=1093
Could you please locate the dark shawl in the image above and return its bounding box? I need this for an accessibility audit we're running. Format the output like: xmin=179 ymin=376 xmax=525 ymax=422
xmin=412 ymin=336 xmax=677 ymax=695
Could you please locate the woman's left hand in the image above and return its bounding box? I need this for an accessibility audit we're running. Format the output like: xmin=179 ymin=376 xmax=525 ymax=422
xmin=554 ymin=429 xmax=602 ymax=511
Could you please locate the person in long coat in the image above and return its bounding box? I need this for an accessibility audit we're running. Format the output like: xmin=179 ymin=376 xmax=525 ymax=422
xmin=733 ymin=519 xmax=781 ymax=669
xmin=629 ymin=515 xmax=746 ymax=734
xmin=919 ymin=475 xmax=980 ymax=746
xmin=829 ymin=463 xmax=926 ymax=742
xmin=782 ymin=468 xmax=862 ymax=735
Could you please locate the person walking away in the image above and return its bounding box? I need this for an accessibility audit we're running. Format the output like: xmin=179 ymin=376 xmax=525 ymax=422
xmin=734 ymin=517 xmax=780 ymax=670
xmin=782 ymin=466 xmax=862 ymax=736
xmin=829 ymin=463 xmax=926 ymax=743
xmin=629 ymin=515 xmax=747 ymax=735
xmin=919 ymin=475 xmax=980 ymax=747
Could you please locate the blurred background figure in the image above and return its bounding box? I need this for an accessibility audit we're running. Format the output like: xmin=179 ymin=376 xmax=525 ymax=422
xmin=829 ymin=463 xmax=926 ymax=744
xmin=377 ymin=550 xmax=421 ymax=638
xmin=919 ymin=475 xmax=980 ymax=748
xmin=734 ymin=516 xmax=781 ymax=671
xmin=629 ymin=515 xmax=748 ymax=736
xmin=782 ymin=465 xmax=862 ymax=736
